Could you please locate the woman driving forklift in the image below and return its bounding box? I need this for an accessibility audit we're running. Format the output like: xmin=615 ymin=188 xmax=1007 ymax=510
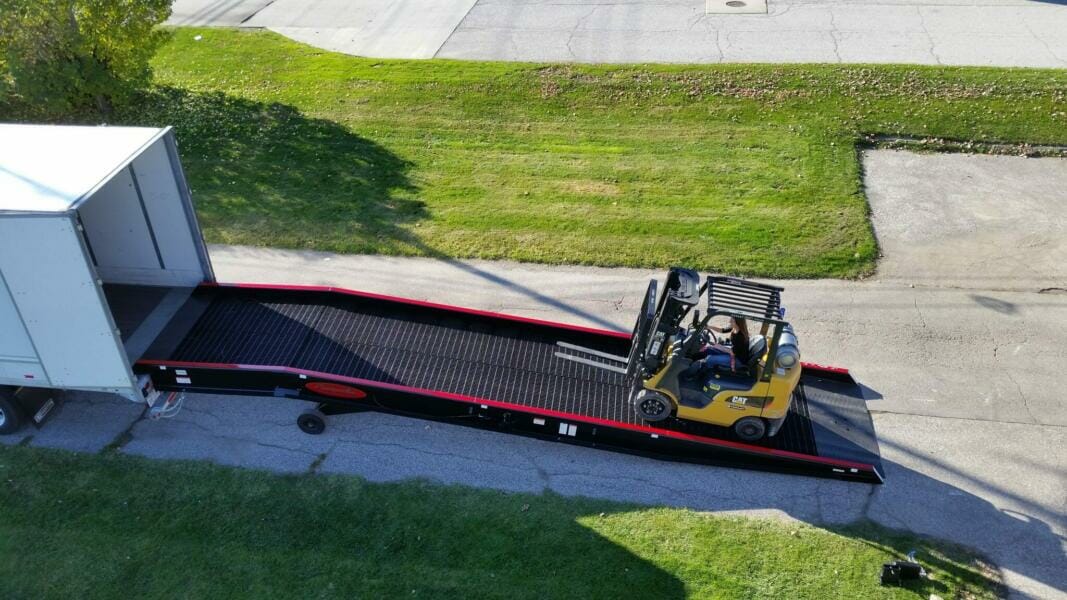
xmin=685 ymin=316 xmax=750 ymax=377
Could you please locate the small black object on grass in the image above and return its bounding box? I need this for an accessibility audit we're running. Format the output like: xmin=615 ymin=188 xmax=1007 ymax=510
xmin=881 ymin=550 xmax=927 ymax=586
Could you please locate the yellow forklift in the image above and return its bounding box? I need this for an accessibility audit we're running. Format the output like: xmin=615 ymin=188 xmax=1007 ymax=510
xmin=622 ymin=268 xmax=802 ymax=440
xmin=539 ymin=267 xmax=806 ymax=441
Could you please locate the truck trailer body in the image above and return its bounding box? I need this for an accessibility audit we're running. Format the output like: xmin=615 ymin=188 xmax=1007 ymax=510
xmin=0 ymin=124 xmax=212 ymax=405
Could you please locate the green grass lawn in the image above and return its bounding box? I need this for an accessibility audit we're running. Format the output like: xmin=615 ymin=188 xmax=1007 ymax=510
xmin=0 ymin=445 xmax=997 ymax=599
xmin=2 ymin=28 xmax=1065 ymax=276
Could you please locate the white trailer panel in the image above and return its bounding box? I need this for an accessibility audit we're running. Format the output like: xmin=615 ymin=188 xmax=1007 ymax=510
xmin=0 ymin=215 xmax=135 ymax=393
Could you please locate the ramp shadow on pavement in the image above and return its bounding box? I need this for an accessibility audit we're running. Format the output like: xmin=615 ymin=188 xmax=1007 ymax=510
xmin=1 ymin=369 xmax=1051 ymax=595
xmin=108 ymin=388 xmax=1064 ymax=597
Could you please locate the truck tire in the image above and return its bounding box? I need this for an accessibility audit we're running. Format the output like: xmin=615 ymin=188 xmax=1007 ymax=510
xmin=0 ymin=389 xmax=25 ymax=435
xmin=733 ymin=416 xmax=767 ymax=441
xmin=633 ymin=389 xmax=673 ymax=423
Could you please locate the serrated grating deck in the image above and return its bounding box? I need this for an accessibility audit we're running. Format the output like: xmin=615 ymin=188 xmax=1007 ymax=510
xmin=163 ymin=289 xmax=821 ymax=454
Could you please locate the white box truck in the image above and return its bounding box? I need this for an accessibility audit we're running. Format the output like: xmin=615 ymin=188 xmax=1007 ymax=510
xmin=0 ymin=124 xmax=214 ymax=433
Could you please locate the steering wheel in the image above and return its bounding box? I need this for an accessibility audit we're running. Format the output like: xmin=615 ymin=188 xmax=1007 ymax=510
xmin=700 ymin=328 xmax=716 ymax=346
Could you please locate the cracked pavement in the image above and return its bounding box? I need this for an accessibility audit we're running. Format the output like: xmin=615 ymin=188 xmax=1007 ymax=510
xmin=2 ymin=149 xmax=1065 ymax=597
xmin=169 ymin=0 xmax=1067 ymax=67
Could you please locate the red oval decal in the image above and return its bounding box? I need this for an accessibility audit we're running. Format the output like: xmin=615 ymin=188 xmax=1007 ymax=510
xmin=305 ymin=382 xmax=368 ymax=400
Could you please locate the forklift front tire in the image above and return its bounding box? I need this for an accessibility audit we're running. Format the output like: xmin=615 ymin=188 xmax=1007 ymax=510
xmin=0 ymin=389 xmax=25 ymax=435
xmin=297 ymin=409 xmax=327 ymax=435
xmin=633 ymin=390 xmax=673 ymax=423
xmin=733 ymin=416 xmax=767 ymax=441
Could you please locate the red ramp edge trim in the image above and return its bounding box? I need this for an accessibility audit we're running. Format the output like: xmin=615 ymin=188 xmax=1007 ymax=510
xmin=801 ymin=362 xmax=850 ymax=375
xmin=200 ymin=283 xmax=855 ymax=373
xmin=137 ymin=358 xmax=879 ymax=476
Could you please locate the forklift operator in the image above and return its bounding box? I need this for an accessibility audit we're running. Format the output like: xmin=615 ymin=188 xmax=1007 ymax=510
xmin=685 ymin=317 xmax=751 ymax=376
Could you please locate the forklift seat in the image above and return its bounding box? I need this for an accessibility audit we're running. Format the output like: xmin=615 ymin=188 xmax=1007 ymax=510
xmin=707 ymin=335 xmax=766 ymax=379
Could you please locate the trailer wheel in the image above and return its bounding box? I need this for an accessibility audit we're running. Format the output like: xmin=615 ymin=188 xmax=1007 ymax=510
xmin=633 ymin=390 xmax=672 ymax=423
xmin=733 ymin=416 xmax=767 ymax=441
xmin=0 ymin=389 xmax=25 ymax=435
xmin=297 ymin=409 xmax=327 ymax=435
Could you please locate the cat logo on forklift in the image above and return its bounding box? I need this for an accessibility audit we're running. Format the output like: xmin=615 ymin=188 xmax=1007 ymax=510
xmin=728 ymin=395 xmax=771 ymax=409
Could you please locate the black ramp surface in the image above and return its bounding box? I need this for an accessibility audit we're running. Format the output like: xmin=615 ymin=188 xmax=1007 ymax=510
xmin=152 ymin=287 xmax=834 ymax=457
xmin=797 ymin=375 xmax=882 ymax=467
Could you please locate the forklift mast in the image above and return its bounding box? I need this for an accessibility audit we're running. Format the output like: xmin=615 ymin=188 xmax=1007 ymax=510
xmin=627 ymin=267 xmax=701 ymax=377
xmin=625 ymin=268 xmax=790 ymax=382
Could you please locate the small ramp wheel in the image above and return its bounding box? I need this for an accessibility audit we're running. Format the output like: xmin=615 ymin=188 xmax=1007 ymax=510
xmin=0 ymin=389 xmax=25 ymax=435
xmin=633 ymin=390 xmax=672 ymax=423
xmin=297 ymin=409 xmax=327 ymax=435
xmin=733 ymin=416 xmax=767 ymax=441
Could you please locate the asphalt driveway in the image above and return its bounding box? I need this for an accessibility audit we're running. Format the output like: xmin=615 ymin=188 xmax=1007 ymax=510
xmin=169 ymin=0 xmax=1067 ymax=66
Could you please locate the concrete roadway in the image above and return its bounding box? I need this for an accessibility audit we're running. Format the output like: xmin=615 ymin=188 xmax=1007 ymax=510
xmin=169 ymin=0 xmax=1067 ymax=67
xmin=3 ymin=150 xmax=1066 ymax=598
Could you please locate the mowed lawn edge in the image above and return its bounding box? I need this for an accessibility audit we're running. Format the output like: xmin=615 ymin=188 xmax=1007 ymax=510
xmin=0 ymin=444 xmax=1000 ymax=599
xmin=2 ymin=28 xmax=1065 ymax=277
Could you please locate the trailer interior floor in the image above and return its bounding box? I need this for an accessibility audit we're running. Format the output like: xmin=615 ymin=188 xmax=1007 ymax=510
xmin=103 ymin=284 xmax=194 ymax=362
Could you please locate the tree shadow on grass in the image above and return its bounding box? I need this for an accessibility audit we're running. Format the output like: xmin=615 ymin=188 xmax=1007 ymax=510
xmin=112 ymin=88 xmax=626 ymax=331
xmin=113 ymin=86 xmax=426 ymax=255
xmin=0 ymin=444 xmax=689 ymax=598
xmin=3 ymin=82 xmax=631 ymax=331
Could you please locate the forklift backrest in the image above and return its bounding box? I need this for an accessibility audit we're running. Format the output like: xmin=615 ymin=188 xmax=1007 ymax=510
xmin=746 ymin=335 xmax=768 ymax=373
xmin=653 ymin=268 xmax=700 ymax=334
xmin=660 ymin=268 xmax=701 ymax=309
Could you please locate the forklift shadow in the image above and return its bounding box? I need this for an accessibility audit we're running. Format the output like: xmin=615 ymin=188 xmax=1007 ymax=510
xmin=858 ymin=382 xmax=883 ymax=401
xmin=968 ymin=294 xmax=1017 ymax=315
xmin=406 ymin=244 xmax=628 ymax=332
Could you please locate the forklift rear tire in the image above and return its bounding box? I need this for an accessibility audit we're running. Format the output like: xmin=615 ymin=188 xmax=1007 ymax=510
xmin=733 ymin=417 xmax=767 ymax=441
xmin=633 ymin=390 xmax=673 ymax=423
xmin=0 ymin=389 xmax=25 ymax=435
xmin=297 ymin=409 xmax=327 ymax=435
